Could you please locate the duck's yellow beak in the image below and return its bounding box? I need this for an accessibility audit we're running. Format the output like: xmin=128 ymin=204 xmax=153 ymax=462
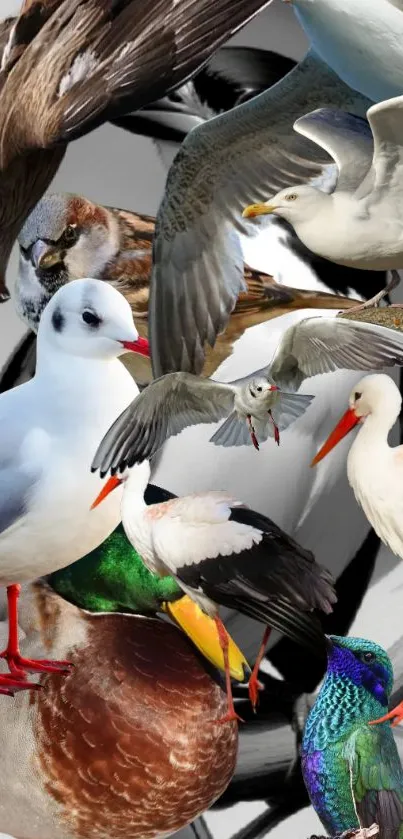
xmin=242 ymin=203 xmax=277 ymax=219
xmin=163 ymin=597 xmax=250 ymax=683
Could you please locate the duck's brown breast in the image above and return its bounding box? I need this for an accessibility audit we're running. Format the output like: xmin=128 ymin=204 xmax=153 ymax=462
xmin=35 ymin=614 xmax=237 ymax=839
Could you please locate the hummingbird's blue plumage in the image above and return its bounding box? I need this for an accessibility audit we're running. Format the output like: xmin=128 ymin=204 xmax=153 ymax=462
xmin=301 ymin=635 xmax=403 ymax=838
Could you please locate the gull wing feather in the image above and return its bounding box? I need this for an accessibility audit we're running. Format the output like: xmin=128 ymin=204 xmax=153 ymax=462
xmin=365 ymin=93 xmax=403 ymax=195
xmin=294 ymin=109 xmax=374 ymax=192
xmin=270 ymin=317 xmax=403 ymax=391
xmin=149 ymin=49 xmax=372 ymax=376
xmin=91 ymin=373 xmax=236 ymax=475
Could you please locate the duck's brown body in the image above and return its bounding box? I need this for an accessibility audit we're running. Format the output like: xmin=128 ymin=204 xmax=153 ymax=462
xmin=0 ymin=583 xmax=237 ymax=839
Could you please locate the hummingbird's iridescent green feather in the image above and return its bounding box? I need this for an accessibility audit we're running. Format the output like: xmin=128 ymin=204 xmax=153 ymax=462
xmin=302 ymin=635 xmax=403 ymax=838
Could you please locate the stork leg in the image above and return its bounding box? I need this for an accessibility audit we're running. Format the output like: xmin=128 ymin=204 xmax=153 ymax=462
xmin=248 ymin=626 xmax=271 ymax=711
xmin=267 ymin=410 xmax=280 ymax=446
xmin=0 ymin=584 xmax=73 ymax=678
xmin=247 ymin=415 xmax=260 ymax=450
xmin=369 ymin=701 xmax=403 ymax=728
xmin=214 ymin=616 xmax=243 ymax=724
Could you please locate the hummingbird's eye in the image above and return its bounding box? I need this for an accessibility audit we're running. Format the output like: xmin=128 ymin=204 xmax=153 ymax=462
xmin=361 ymin=651 xmax=375 ymax=664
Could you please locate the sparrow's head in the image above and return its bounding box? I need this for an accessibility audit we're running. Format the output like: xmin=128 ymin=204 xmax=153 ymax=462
xmin=17 ymin=193 xmax=119 ymax=331
xmin=37 ymin=278 xmax=149 ymax=362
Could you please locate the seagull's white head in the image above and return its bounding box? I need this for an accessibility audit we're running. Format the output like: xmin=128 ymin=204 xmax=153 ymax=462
xmin=247 ymin=376 xmax=278 ymax=404
xmin=243 ymin=185 xmax=328 ymax=226
xmin=37 ymin=278 xmax=150 ymax=361
xmin=312 ymin=374 xmax=402 ymax=466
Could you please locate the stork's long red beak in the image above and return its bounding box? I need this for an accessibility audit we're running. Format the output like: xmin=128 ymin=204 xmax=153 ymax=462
xmin=91 ymin=476 xmax=122 ymax=509
xmin=311 ymin=407 xmax=360 ymax=467
xmin=121 ymin=336 xmax=150 ymax=356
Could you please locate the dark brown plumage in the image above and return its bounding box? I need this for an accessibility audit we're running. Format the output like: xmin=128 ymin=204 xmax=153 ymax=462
xmin=16 ymin=191 xmax=361 ymax=384
xmin=0 ymin=0 xmax=273 ymax=301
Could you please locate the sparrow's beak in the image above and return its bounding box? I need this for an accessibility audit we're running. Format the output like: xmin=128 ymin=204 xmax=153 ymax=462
xmin=121 ymin=336 xmax=150 ymax=357
xmin=162 ymin=597 xmax=250 ymax=683
xmin=311 ymin=408 xmax=360 ymax=467
xmin=242 ymin=203 xmax=277 ymax=219
xmin=31 ymin=240 xmax=61 ymax=270
xmin=91 ymin=475 xmax=122 ymax=510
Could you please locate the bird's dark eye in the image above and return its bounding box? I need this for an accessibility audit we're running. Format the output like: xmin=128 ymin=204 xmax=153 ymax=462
xmin=285 ymin=193 xmax=298 ymax=201
xmin=361 ymin=651 xmax=375 ymax=664
xmin=82 ymin=310 xmax=102 ymax=327
xmin=62 ymin=224 xmax=79 ymax=246
xmin=354 ymin=392 xmax=362 ymax=401
xmin=256 ymin=386 xmax=262 ymax=392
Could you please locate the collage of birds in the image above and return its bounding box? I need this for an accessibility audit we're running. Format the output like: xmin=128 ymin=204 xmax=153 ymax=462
xmin=5 ymin=1 xmax=403 ymax=839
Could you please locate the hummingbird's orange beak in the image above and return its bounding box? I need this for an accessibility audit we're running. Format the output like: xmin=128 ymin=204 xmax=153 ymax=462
xmin=91 ymin=475 xmax=122 ymax=509
xmin=311 ymin=407 xmax=360 ymax=467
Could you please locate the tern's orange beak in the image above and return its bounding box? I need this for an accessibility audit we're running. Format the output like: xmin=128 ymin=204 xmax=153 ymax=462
xmin=311 ymin=407 xmax=360 ymax=467
xmin=121 ymin=336 xmax=150 ymax=356
xmin=91 ymin=476 xmax=122 ymax=510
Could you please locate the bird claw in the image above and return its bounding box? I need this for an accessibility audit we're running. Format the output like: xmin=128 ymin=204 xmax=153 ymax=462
xmin=369 ymin=701 xmax=403 ymax=728
xmin=0 ymin=650 xmax=73 ymax=676
xmin=345 ymin=270 xmax=400 ymax=314
xmin=247 ymin=415 xmax=260 ymax=450
xmin=0 ymin=673 xmax=42 ymax=695
xmin=247 ymin=676 xmax=264 ymax=712
xmin=217 ymin=710 xmax=244 ymax=725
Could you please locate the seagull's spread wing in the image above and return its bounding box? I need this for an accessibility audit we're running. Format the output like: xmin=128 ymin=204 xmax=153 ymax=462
xmin=294 ymin=109 xmax=374 ymax=192
xmin=91 ymin=373 xmax=236 ymax=475
xmin=149 ymin=49 xmax=372 ymax=377
xmin=0 ymin=0 xmax=273 ymax=168
xmin=270 ymin=317 xmax=403 ymax=391
xmin=365 ymin=94 xmax=403 ymax=195
xmin=345 ymin=725 xmax=403 ymax=838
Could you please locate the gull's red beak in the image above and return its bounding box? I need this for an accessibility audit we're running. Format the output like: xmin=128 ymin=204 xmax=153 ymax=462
xmin=269 ymin=385 xmax=278 ymax=392
xmin=311 ymin=407 xmax=360 ymax=467
xmin=121 ymin=336 xmax=150 ymax=357
xmin=91 ymin=476 xmax=122 ymax=510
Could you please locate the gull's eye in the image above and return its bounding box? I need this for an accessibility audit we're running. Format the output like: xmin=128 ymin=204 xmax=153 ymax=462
xmin=62 ymin=224 xmax=79 ymax=246
xmin=82 ymin=310 xmax=102 ymax=327
xmin=256 ymin=386 xmax=263 ymax=392
xmin=285 ymin=193 xmax=298 ymax=201
xmin=354 ymin=391 xmax=362 ymax=401
xmin=361 ymin=651 xmax=375 ymax=664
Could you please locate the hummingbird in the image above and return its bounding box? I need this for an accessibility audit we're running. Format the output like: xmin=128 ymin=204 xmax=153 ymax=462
xmin=301 ymin=635 xmax=403 ymax=838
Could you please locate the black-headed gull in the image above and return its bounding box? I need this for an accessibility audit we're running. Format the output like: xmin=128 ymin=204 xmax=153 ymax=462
xmin=0 ymin=277 xmax=149 ymax=696
xmin=91 ymin=370 xmax=314 ymax=472
xmin=91 ymin=314 xmax=403 ymax=475
xmin=91 ymin=464 xmax=336 ymax=722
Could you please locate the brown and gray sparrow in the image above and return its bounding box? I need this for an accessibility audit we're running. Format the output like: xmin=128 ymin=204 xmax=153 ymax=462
xmin=0 ymin=0 xmax=272 ymax=302
xmin=16 ymin=192 xmax=360 ymax=384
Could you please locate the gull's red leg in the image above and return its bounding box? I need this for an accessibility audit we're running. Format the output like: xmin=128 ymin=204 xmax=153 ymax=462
xmin=369 ymin=701 xmax=403 ymax=728
xmin=0 ymin=584 xmax=72 ymax=677
xmin=268 ymin=410 xmax=280 ymax=446
xmin=248 ymin=626 xmax=271 ymax=711
xmin=214 ymin=616 xmax=243 ymax=725
xmin=247 ymin=415 xmax=260 ymax=450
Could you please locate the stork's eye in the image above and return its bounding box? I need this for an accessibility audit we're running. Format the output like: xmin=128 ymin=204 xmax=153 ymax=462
xmin=285 ymin=193 xmax=298 ymax=201
xmin=354 ymin=391 xmax=362 ymax=401
xmin=82 ymin=310 xmax=102 ymax=327
xmin=361 ymin=651 xmax=375 ymax=664
xmin=62 ymin=224 xmax=79 ymax=246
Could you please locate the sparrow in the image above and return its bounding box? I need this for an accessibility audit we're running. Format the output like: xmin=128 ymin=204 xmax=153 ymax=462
xmin=16 ymin=192 xmax=361 ymax=385
xmin=0 ymin=0 xmax=272 ymax=302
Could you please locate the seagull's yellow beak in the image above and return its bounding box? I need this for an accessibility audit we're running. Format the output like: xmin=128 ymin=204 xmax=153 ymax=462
xmin=162 ymin=596 xmax=250 ymax=683
xmin=242 ymin=203 xmax=277 ymax=219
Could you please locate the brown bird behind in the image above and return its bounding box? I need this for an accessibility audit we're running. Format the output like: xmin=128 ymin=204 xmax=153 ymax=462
xmin=16 ymin=192 xmax=362 ymax=385
xmin=0 ymin=0 xmax=274 ymax=301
